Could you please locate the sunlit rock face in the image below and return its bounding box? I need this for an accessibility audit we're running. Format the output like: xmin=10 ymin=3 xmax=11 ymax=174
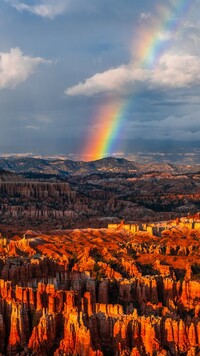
xmin=0 ymin=220 xmax=199 ymax=355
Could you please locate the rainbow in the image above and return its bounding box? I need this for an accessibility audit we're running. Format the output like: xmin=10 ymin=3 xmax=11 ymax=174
xmin=83 ymin=100 xmax=126 ymax=161
xmin=83 ymin=0 xmax=192 ymax=161
xmin=136 ymin=0 xmax=191 ymax=68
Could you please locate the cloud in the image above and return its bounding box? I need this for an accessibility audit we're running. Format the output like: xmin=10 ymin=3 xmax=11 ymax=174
xmin=124 ymin=112 xmax=200 ymax=141
xmin=157 ymin=31 xmax=172 ymax=41
xmin=0 ymin=47 xmax=51 ymax=89
xmin=5 ymin=0 xmax=71 ymax=19
xmin=65 ymin=53 xmax=200 ymax=96
xmin=138 ymin=12 xmax=151 ymax=21
xmin=25 ymin=125 xmax=40 ymax=130
xmin=65 ymin=64 xmax=133 ymax=96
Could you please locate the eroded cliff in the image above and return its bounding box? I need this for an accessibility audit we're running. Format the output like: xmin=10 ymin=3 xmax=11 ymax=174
xmin=0 ymin=220 xmax=199 ymax=355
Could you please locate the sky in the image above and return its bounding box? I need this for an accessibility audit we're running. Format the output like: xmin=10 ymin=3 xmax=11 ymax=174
xmin=0 ymin=0 xmax=200 ymax=159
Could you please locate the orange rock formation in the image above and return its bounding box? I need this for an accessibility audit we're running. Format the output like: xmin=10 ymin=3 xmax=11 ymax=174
xmin=0 ymin=220 xmax=199 ymax=355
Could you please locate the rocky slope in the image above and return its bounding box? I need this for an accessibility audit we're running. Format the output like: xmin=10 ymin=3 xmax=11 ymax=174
xmin=0 ymin=219 xmax=199 ymax=355
xmin=0 ymin=156 xmax=200 ymax=176
xmin=1 ymin=164 xmax=200 ymax=228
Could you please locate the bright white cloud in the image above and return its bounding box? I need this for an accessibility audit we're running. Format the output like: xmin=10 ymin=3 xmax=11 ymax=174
xmin=5 ymin=0 xmax=70 ymax=19
xmin=66 ymin=65 xmax=134 ymax=96
xmin=0 ymin=47 xmax=50 ymax=89
xmin=65 ymin=53 xmax=200 ymax=96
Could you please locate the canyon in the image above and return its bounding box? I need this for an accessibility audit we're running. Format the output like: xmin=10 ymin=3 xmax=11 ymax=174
xmin=0 ymin=217 xmax=199 ymax=355
xmin=1 ymin=157 xmax=200 ymax=229
xmin=0 ymin=157 xmax=199 ymax=355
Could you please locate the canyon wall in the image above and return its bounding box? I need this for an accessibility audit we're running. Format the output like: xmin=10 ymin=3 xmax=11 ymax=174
xmin=1 ymin=170 xmax=200 ymax=229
